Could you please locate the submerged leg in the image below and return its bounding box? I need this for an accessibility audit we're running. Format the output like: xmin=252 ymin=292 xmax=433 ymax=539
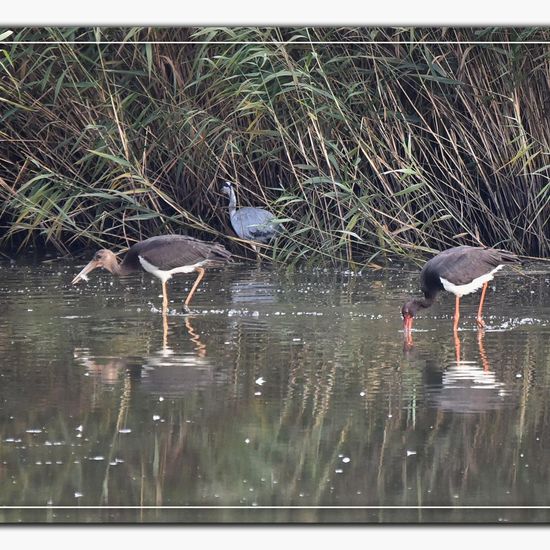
xmin=184 ymin=267 xmax=206 ymax=307
xmin=251 ymin=243 xmax=261 ymax=262
xmin=477 ymin=330 xmax=490 ymax=372
xmin=185 ymin=317 xmax=207 ymax=358
xmin=162 ymin=311 xmax=169 ymax=350
xmin=453 ymin=329 xmax=461 ymax=363
xmin=476 ymin=282 xmax=488 ymax=328
xmin=453 ymin=295 xmax=461 ymax=331
xmin=162 ymin=280 xmax=169 ymax=314
xmin=403 ymin=329 xmax=413 ymax=352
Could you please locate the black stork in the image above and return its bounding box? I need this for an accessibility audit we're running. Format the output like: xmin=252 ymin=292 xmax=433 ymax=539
xmin=401 ymin=245 xmax=519 ymax=332
xmin=72 ymin=235 xmax=231 ymax=312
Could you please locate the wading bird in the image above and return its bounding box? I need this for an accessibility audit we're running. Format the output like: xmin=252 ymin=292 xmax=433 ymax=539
xmin=72 ymin=235 xmax=231 ymax=312
xmin=220 ymin=181 xmax=280 ymax=255
xmin=401 ymin=246 xmax=519 ymax=332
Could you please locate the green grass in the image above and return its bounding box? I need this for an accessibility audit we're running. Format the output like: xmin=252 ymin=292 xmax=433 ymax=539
xmin=0 ymin=27 xmax=549 ymax=265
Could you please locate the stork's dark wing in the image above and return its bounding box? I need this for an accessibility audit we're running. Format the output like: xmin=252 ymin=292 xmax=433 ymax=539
xmin=421 ymin=246 xmax=518 ymax=288
xmin=123 ymin=235 xmax=231 ymax=271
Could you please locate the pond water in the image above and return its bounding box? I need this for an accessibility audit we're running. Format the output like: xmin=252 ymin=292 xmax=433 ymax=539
xmin=1 ymin=256 xmax=550 ymax=523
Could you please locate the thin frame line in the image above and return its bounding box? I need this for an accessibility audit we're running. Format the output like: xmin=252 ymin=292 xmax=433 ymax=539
xmin=1 ymin=32 xmax=548 ymax=517
xmin=2 ymin=505 xmax=550 ymax=509
xmin=2 ymin=41 xmax=550 ymax=45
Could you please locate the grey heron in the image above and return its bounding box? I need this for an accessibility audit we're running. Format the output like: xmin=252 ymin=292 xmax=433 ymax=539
xmin=220 ymin=181 xmax=280 ymax=256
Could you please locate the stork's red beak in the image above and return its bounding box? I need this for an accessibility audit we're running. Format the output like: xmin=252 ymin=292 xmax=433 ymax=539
xmin=72 ymin=259 xmax=100 ymax=284
xmin=403 ymin=315 xmax=413 ymax=332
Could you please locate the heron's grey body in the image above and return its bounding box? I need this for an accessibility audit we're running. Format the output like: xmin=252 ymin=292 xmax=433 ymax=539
xmin=221 ymin=181 xmax=280 ymax=247
xmin=230 ymin=206 xmax=278 ymax=243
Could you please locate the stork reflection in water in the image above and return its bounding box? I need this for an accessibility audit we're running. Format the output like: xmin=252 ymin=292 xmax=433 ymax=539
xmin=404 ymin=326 xmax=507 ymax=414
xmin=74 ymin=315 xmax=210 ymax=393
xmin=404 ymin=309 xmax=491 ymax=372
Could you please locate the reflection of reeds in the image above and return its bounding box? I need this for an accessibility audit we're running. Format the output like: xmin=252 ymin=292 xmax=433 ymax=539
xmin=100 ymin=373 xmax=132 ymax=504
xmin=2 ymin=266 xmax=550 ymax=521
xmin=1 ymin=28 xmax=550 ymax=265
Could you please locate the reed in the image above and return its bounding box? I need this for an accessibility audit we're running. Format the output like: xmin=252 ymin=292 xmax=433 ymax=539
xmin=1 ymin=27 xmax=549 ymax=265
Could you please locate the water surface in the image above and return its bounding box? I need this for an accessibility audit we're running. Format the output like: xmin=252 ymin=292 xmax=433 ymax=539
xmin=1 ymin=257 xmax=550 ymax=523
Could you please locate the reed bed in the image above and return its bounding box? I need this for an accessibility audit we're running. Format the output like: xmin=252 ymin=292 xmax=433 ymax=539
xmin=0 ymin=27 xmax=549 ymax=265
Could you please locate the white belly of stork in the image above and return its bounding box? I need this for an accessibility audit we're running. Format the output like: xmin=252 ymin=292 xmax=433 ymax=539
xmin=138 ymin=256 xmax=207 ymax=283
xmin=439 ymin=265 xmax=503 ymax=297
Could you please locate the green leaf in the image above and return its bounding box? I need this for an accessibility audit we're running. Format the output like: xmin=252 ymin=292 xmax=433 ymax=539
xmin=88 ymin=150 xmax=134 ymax=168
xmin=394 ymin=182 xmax=425 ymax=197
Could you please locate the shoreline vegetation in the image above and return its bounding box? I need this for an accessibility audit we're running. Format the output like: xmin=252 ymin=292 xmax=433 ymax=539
xmin=0 ymin=27 xmax=549 ymax=266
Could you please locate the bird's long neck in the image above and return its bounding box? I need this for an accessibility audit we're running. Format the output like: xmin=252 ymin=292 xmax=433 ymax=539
xmin=227 ymin=187 xmax=237 ymax=217
xmin=105 ymin=255 xmax=133 ymax=277
xmin=415 ymin=294 xmax=436 ymax=310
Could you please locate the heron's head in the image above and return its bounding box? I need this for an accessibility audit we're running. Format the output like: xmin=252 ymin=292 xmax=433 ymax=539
xmin=220 ymin=181 xmax=234 ymax=195
xmin=72 ymin=249 xmax=118 ymax=284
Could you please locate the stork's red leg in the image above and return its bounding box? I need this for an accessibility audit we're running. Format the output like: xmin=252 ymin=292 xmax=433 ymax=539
xmin=453 ymin=295 xmax=461 ymax=331
xmin=184 ymin=268 xmax=205 ymax=307
xmin=476 ymin=282 xmax=488 ymax=328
